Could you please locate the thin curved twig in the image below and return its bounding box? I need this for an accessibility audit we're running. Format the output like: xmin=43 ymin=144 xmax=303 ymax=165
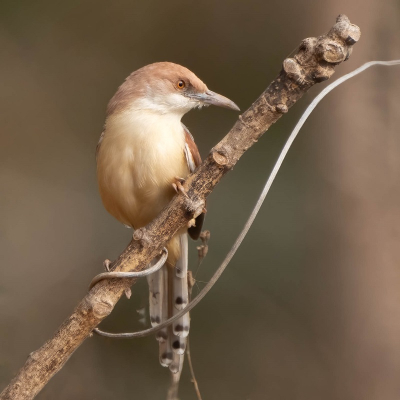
xmin=93 ymin=60 xmax=400 ymax=339
xmin=89 ymin=247 xmax=168 ymax=290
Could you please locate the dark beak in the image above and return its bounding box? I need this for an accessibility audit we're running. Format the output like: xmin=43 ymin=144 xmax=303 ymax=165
xmin=188 ymin=90 xmax=240 ymax=111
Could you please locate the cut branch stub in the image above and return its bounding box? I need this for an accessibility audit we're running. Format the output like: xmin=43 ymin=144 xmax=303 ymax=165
xmin=211 ymin=148 xmax=231 ymax=167
xmin=283 ymin=14 xmax=361 ymax=85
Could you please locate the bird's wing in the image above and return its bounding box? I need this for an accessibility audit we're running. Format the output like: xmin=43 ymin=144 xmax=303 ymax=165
xmin=182 ymin=123 xmax=201 ymax=173
xmin=182 ymin=124 xmax=204 ymax=240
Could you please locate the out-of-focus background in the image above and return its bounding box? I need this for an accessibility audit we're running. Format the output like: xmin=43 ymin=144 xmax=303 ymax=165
xmin=1 ymin=1 xmax=400 ymax=399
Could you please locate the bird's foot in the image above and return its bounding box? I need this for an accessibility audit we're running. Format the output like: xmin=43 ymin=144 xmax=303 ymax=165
xmin=172 ymin=177 xmax=188 ymax=198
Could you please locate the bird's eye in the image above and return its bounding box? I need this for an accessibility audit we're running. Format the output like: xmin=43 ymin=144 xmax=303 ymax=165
xmin=177 ymin=80 xmax=185 ymax=89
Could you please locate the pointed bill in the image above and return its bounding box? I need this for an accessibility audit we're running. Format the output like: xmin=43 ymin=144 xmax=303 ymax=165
xmin=187 ymin=90 xmax=240 ymax=111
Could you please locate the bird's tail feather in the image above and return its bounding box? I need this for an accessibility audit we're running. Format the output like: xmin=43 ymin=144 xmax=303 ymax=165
xmin=147 ymin=233 xmax=190 ymax=374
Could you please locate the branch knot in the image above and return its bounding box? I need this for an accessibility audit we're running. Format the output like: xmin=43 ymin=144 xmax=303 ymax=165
xmin=211 ymin=148 xmax=230 ymax=167
xmin=133 ymin=228 xmax=151 ymax=246
xmin=92 ymin=300 xmax=114 ymax=319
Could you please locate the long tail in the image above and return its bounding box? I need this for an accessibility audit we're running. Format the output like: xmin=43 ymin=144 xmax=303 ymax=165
xmin=147 ymin=234 xmax=190 ymax=374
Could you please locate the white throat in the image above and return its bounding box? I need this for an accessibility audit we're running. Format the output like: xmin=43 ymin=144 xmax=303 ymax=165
xmin=132 ymin=92 xmax=195 ymax=115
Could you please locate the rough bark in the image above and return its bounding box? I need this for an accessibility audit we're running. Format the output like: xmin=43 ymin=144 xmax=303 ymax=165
xmin=0 ymin=15 xmax=360 ymax=400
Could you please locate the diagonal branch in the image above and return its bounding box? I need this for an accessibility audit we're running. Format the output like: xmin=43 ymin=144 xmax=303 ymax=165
xmin=0 ymin=15 xmax=360 ymax=400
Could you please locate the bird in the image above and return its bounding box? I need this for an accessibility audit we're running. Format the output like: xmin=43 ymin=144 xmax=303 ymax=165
xmin=96 ymin=62 xmax=239 ymax=374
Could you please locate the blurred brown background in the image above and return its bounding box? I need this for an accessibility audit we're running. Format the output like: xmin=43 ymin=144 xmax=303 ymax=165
xmin=1 ymin=1 xmax=400 ymax=399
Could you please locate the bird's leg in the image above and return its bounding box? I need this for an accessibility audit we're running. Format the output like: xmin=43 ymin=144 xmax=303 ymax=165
xmin=172 ymin=176 xmax=189 ymax=198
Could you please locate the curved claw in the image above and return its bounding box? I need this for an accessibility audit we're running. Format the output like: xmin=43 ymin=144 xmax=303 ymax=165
xmin=172 ymin=177 xmax=189 ymax=198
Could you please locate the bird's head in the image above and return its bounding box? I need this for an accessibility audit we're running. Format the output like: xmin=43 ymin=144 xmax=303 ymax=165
xmin=107 ymin=62 xmax=240 ymax=117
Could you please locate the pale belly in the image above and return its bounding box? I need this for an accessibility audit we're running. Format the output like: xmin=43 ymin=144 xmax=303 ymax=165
xmin=96 ymin=115 xmax=190 ymax=230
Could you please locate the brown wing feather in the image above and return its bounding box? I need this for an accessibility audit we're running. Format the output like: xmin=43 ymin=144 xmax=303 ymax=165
xmin=184 ymin=128 xmax=201 ymax=171
xmin=183 ymin=126 xmax=204 ymax=240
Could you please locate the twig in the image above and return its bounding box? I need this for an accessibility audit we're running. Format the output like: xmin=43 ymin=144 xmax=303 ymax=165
xmin=186 ymin=338 xmax=202 ymax=400
xmin=194 ymin=230 xmax=210 ymax=278
xmin=186 ymin=274 xmax=203 ymax=400
xmin=89 ymin=247 xmax=168 ymax=289
xmin=0 ymin=15 xmax=360 ymax=400
xmin=166 ymin=360 xmax=183 ymax=400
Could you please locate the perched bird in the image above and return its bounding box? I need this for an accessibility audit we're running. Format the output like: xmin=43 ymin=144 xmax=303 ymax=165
xmin=96 ymin=62 xmax=239 ymax=374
